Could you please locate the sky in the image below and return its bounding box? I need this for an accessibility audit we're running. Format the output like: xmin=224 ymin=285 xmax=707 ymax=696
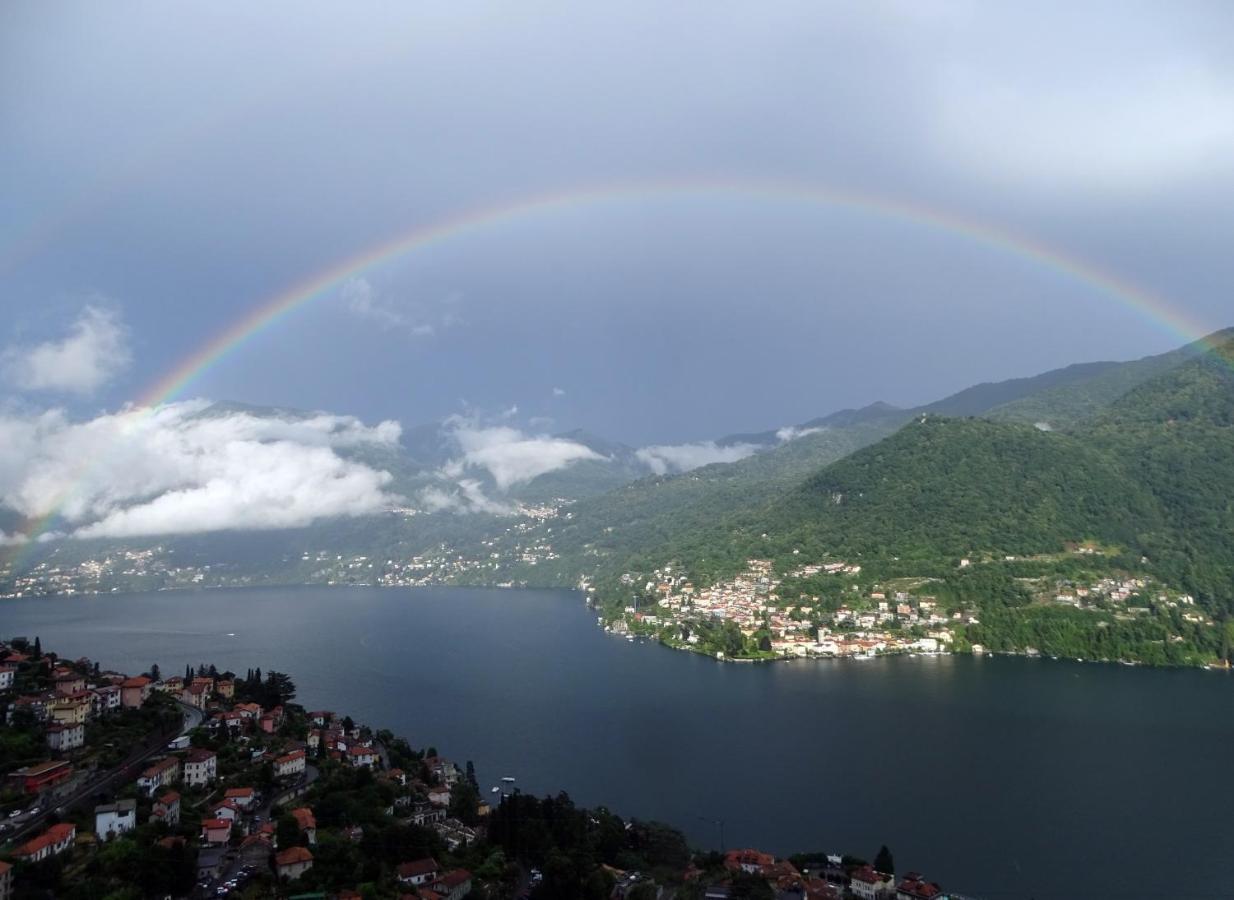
xmin=1 ymin=1 xmax=1233 ymax=541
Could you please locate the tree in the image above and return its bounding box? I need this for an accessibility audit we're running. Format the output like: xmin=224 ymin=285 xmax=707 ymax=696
xmin=149 ymin=663 xmax=162 ymax=682
xmin=265 ymin=671 xmax=296 ymax=705
xmin=874 ymin=844 xmax=894 ymax=874
xmin=276 ymin=812 xmax=302 ymax=849
xmin=32 ymin=636 xmax=41 ymax=660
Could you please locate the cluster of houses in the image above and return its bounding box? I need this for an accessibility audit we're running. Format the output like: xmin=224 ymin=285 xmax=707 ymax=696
xmin=0 ymin=546 xmax=204 ymax=598
xmin=0 ymin=644 xmax=154 ymax=764
xmin=664 ymin=849 xmax=953 ymax=900
xmin=616 ymin=562 xmax=978 ymax=660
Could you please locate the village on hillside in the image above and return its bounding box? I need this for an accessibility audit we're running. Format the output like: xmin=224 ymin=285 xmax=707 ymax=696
xmin=605 ymin=551 xmax=1207 ymax=662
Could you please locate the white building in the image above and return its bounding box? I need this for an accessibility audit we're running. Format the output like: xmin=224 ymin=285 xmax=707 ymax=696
xmin=274 ymin=750 xmax=306 ymax=779
xmin=182 ymin=748 xmax=217 ymax=787
xmin=46 ymin=722 xmax=86 ymax=753
xmin=95 ymin=799 xmax=137 ymax=841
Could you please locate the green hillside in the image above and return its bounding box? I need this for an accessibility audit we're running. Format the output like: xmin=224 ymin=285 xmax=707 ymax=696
xmin=771 ymin=417 xmax=1161 ymax=561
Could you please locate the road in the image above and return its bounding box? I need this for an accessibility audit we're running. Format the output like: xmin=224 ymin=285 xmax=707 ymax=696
xmin=193 ymin=763 xmax=319 ymax=899
xmin=5 ymin=700 xmax=203 ymax=846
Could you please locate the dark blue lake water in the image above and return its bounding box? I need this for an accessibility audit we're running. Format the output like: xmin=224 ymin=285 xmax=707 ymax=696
xmin=3 ymin=585 xmax=1232 ymax=899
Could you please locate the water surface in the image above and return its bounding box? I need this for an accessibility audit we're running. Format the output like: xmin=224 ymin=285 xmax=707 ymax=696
xmin=3 ymin=585 xmax=1232 ymax=899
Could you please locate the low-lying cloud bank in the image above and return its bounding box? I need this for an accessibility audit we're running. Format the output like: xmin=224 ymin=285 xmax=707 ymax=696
xmin=635 ymin=440 xmax=760 ymax=475
xmin=775 ymin=425 xmax=824 ymax=443
xmin=419 ymin=417 xmax=604 ymax=513
xmin=0 ymin=401 xmax=403 ymax=540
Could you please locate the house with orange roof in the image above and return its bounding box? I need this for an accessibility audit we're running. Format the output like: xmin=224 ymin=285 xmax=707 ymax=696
xmin=291 ymin=807 xmax=317 ymax=844
xmin=120 ymin=675 xmax=152 ymax=709
xmin=396 ymin=858 xmax=440 ymax=886
xmin=430 ymin=869 xmax=473 ymax=900
xmin=152 ymin=790 xmax=181 ymax=826
xmin=275 ymin=845 xmax=313 ymax=880
xmin=274 ymin=749 xmax=306 ymax=779
xmin=14 ymin=823 xmax=76 ymax=863
xmin=200 ymin=817 xmax=232 ymax=845
xmin=223 ymin=786 xmax=258 ymax=809
xmin=182 ymin=747 xmax=217 ymax=786
xmin=137 ymin=756 xmax=180 ymax=796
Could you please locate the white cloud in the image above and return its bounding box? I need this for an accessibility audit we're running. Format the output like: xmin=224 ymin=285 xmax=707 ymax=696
xmin=552 ymin=387 xmax=566 ymax=397
xmin=3 ymin=305 xmax=131 ymax=395
xmin=340 ymin=276 xmax=449 ymax=337
xmin=0 ymin=530 xmax=28 ymax=547
xmin=776 ymin=425 xmax=824 ymax=442
xmin=417 ymin=479 xmax=516 ymax=516
xmin=636 ymin=441 xmax=760 ymax=475
xmin=443 ymin=419 xmax=603 ymax=491
xmin=0 ymin=401 xmax=403 ymax=540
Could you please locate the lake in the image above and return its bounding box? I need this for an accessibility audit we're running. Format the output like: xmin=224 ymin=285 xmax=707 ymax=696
xmin=3 ymin=585 xmax=1232 ymax=898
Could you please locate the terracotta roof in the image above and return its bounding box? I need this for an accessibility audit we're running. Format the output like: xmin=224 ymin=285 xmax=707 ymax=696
xmin=275 ymin=846 xmax=313 ymax=866
xmin=435 ymin=869 xmax=472 ymax=888
xmin=397 ymin=858 xmax=440 ymax=878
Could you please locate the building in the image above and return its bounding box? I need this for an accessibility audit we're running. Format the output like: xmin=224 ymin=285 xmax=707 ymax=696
xmin=239 ymin=834 xmax=273 ymax=871
xmin=397 ymin=858 xmax=441 ymax=886
xmin=897 ymin=873 xmax=944 ymax=900
xmin=0 ymin=667 xmax=15 ymax=691
xmin=7 ymin=759 xmax=73 ymax=795
xmin=120 ymin=676 xmax=152 ymax=709
xmin=275 ymin=846 xmax=314 ymax=880
xmin=223 ymin=786 xmax=257 ymax=809
xmin=348 ymin=745 xmax=377 ymax=768
xmin=138 ymin=756 xmax=180 ymax=796
xmin=152 ymin=790 xmax=181 ymax=826
xmin=95 ymin=799 xmax=137 ymax=841
xmin=91 ymin=684 xmax=121 ymax=715
xmin=182 ymin=748 xmax=217 ymax=786
xmin=53 ymin=672 xmax=86 ymax=695
xmin=725 ymin=849 xmax=775 ymax=875
xmin=49 ymin=696 xmax=90 ymax=725
xmin=197 ymin=847 xmax=227 ymax=882
xmin=181 ymin=681 xmax=210 ymax=709
xmin=45 ymin=721 xmax=85 ymax=753
xmin=851 ymin=866 xmax=895 ymax=900
xmin=274 ymin=749 xmax=306 ymax=779
xmin=14 ymin=823 xmax=76 ymax=863
xmin=291 ymin=807 xmax=317 ymax=844
xmin=211 ymin=800 xmax=243 ymax=823
xmin=200 ymin=818 xmax=232 ymax=845
xmin=431 ymin=869 xmax=473 ymax=900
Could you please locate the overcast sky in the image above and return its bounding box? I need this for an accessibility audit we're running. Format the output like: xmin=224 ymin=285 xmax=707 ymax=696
xmin=3 ymin=0 xmax=1233 ymax=451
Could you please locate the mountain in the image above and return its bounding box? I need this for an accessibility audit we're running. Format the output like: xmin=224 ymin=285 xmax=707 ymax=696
xmin=984 ymin=330 xmax=1231 ymax=427
xmin=590 ymin=331 xmax=1234 ymax=612
xmin=767 ymin=416 xmax=1160 ymax=561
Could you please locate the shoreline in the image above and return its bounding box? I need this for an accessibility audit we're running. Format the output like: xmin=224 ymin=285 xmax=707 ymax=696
xmin=4 ymin=579 xmax=1226 ymax=672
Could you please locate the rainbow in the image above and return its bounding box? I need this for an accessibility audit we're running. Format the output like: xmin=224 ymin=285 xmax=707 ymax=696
xmin=5 ymin=175 xmax=1223 ymax=558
